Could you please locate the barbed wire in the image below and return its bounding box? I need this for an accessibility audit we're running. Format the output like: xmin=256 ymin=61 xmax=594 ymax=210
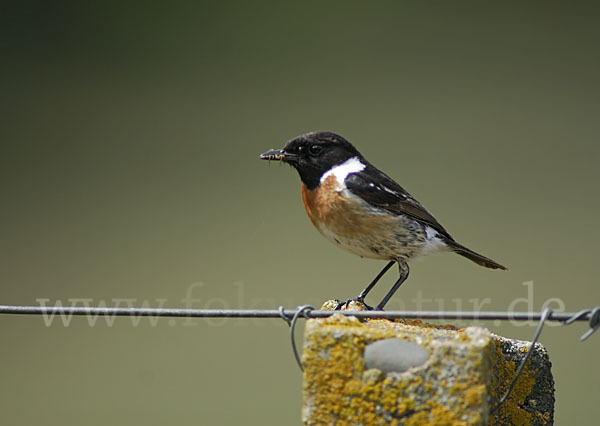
xmin=0 ymin=304 xmax=598 ymax=323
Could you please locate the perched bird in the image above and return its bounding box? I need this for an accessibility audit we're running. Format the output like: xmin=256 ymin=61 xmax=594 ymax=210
xmin=260 ymin=131 xmax=506 ymax=310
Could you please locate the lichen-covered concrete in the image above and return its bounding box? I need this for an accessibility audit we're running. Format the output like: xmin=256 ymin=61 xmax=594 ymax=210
xmin=302 ymin=301 xmax=554 ymax=425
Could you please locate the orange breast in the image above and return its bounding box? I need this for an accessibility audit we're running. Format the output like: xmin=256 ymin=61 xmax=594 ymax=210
xmin=300 ymin=176 xmax=437 ymax=261
xmin=301 ymin=176 xmax=396 ymax=240
xmin=301 ymin=175 xmax=341 ymax=230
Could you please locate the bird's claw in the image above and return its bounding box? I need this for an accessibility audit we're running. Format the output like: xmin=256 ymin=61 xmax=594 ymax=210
xmin=332 ymin=298 xmax=374 ymax=311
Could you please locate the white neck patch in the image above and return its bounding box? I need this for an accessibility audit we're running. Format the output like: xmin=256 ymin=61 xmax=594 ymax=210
xmin=319 ymin=157 xmax=366 ymax=186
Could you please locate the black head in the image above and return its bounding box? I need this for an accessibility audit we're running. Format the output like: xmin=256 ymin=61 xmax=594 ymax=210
xmin=260 ymin=131 xmax=362 ymax=189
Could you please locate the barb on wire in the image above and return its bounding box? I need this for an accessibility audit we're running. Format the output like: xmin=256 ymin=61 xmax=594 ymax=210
xmin=580 ymin=307 xmax=600 ymax=341
xmin=561 ymin=307 xmax=600 ymax=341
xmin=580 ymin=307 xmax=599 ymax=341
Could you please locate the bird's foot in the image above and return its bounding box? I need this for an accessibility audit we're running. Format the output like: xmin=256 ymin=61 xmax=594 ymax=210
xmin=332 ymin=298 xmax=374 ymax=311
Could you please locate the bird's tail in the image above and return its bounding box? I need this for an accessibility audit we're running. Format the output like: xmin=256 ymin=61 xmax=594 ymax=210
xmin=446 ymin=240 xmax=507 ymax=270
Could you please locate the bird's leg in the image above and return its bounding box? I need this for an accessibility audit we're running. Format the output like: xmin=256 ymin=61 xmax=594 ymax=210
xmin=334 ymin=260 xmax=395 ymax=310
xmin=356 ymin=260 xmax=395 ymax=303
xmin=375 ymin=260 xmax=410 ymax=310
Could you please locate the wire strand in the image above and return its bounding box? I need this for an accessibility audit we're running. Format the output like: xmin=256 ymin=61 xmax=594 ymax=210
xmin=0 ymin=304 xmax=596 ymax=322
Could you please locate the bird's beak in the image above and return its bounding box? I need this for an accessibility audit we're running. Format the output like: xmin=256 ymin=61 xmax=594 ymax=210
xmin=259 ymin=149 xmax=298 ymax=163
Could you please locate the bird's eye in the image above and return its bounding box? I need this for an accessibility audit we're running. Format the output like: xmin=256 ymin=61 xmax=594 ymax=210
xmin=309 ymin=144 xmax=322 ymax=156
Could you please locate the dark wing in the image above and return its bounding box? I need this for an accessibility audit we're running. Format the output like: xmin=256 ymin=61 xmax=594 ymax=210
xmin=344 ymin=164 xmax=453 ymax=240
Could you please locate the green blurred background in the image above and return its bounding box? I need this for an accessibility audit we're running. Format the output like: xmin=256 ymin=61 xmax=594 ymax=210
xmin=1 ymin=1 xmax=599 ymax=424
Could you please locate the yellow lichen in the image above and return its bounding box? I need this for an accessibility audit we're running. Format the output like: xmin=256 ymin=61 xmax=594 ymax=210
xmin=464 ymin=385 xmax=485 ymax=406
xmin=488 ymin=341 xmax=537 ymax=426
xmin=403 ymin=402 xmax=467 ymax=426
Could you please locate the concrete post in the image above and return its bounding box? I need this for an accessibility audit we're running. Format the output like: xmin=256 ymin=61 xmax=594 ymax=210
xmin=302 ymin=302 xmax=554 ymax=425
